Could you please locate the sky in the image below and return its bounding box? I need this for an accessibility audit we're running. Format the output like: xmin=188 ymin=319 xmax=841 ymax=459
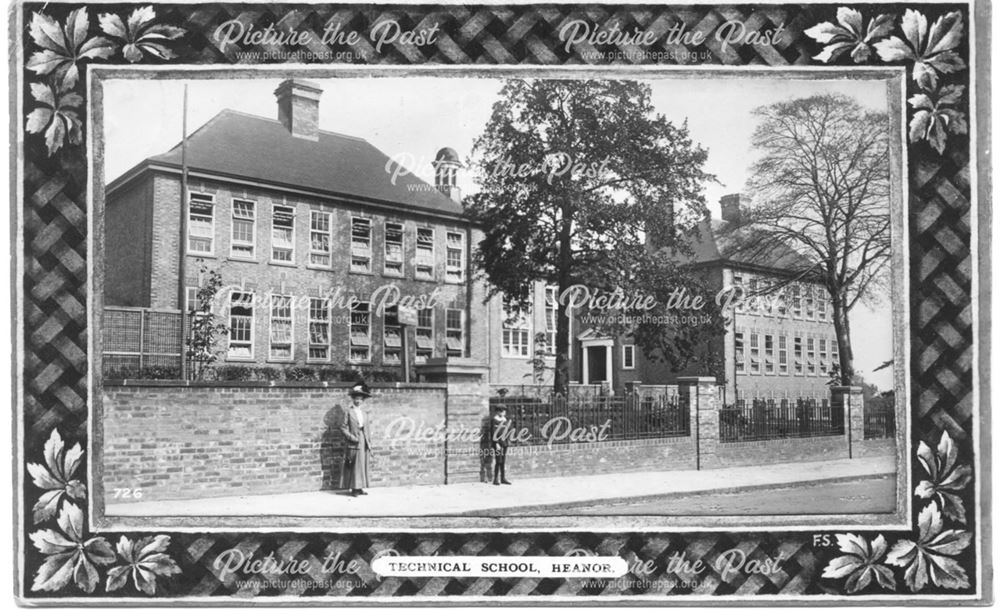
xmin=102 ymin=74 xmax=895 ymax=389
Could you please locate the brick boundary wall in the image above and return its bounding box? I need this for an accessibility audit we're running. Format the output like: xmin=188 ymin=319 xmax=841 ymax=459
xmin=101 ymin=381 xmax=450 ymax=503
xmin=100 ymin=376 xmax=896 ymax=504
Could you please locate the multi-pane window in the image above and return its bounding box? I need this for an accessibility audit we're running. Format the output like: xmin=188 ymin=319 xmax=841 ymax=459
xmin=228 ymin=291 xmax=253 ymax=359
xmin=309 ymin=211 xmax=332 ymax=267
xmin=806 ymin=337 xmax=817 ymax=375
xmin=791 ymin=284 xmax=802 ymax=318
xmin=269 ymin=295 xmax=293 ymax=360
xmin=446 ymin=309 xmax=464 ymax=357
xmin=415 ymin=308 xmax=434 ymax=364
xmin=383 ymin=305 xmax=402 ymax=365
xmin=819 ymin=338 xmax=829 ymax=374
xmin=351 ymin=218 xmax=372 ymax=273
xmin=185 ymin=286 xmax=199 ymax=313
xmin=349 ymin=301 xmax=371 ymax=363
xmin=817 ymin=288 xmax=828 ymax=321
xmin=271 ymin=205 xmax=295 ymax=262
xmin=732 ymin=275 xmax=744 ymax=312
xmin=734 ymin=331 xmax=745 ymax=373
xmin=622 ymin=345 xmax=635 ymax=369
xmin=831 ymin=339 xmax=840 ymax=375
xmin=445 ymin=231 xmax=465 ymax=282
xmin=804 ymin=286 xmax=816 ymax=319
xmin=749 ymin=333 xmax=760 ymax=374
xmin=415 ymin=228 xmax=434 ymax=279
xmin=501 ymin=299 xmax=530 ymax=358
xmin=231 ymin=199 xmax=255 ymax=258
xmin=384 ymin=222 xmax=404 ymax=276
xmin=188 ymin=192 xmax=215 ymax=254
xmin=764 ymin=334 xmax=775 ymax=373
xmin=778 ymin=335 xmax=788 ymax=374
xmin=794 ymin=335 xmax=804 ymax=375
xmin=776 ymin=286 xmax=788 ymax=317
xmin=308 ymin=298 xmax=330 ymax=361
xmin=544 ymin=286 xmax=558 ymax=355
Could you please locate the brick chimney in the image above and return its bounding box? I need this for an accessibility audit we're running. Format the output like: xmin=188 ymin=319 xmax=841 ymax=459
xmin=720 ymin=194 xmax=742 ymax=224
xmin=275 ymin=79 xmax=322 ymax=141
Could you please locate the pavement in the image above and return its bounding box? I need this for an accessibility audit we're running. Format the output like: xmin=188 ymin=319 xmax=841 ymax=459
xmin=106 ymin=455 xmax=895 ymax=517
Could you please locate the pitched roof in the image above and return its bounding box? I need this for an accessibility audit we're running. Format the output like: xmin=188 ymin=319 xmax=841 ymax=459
xmin=119 ymin=109 xmax=465 ymax=218
xmin=676 ymin=217 xmax=817 ymax=277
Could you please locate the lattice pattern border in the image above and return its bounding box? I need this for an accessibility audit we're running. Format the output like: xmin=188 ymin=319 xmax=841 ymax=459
xmin=13 ymin=1 xmax=986 ymax=603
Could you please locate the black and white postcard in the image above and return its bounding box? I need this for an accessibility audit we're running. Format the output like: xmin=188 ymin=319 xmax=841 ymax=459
xmin=8 ymin=0 xmax=992 ymax=605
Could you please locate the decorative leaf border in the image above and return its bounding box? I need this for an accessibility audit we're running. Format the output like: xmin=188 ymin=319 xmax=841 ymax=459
xmin=25 ymin=5 xmax=185 ymax=156
xmin=27 ymin=430 xmax=182 ymax=595
xmin=15 ymin=1 xmax=980 ymax=602
xmin=821 ymin=431 xmax=973 ymax=593
xmin=806 ymin=7 xmax=968 ymax=153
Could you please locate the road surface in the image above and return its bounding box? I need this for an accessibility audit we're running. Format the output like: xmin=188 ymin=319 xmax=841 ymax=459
xmin=505 ymin=474 xmax=896 ymax=516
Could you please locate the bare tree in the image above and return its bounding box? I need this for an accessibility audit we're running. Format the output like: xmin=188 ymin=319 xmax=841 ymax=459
xmin=740 ymin=94 xmax=891 ymax=385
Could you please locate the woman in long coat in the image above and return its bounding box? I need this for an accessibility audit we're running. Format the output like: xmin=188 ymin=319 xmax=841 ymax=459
xmin=340 ymin=382 xmax=372 ymax=496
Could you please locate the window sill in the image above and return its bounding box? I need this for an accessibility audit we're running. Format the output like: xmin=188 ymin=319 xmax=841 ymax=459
xmin=349 ymin=270 xmax=375 ymax=276
xmin=269 ymin=260 xmax=297 ymax=268
xmin=306 ymin=264 xmax=334 ymax=272
xmin=228 ymin=255 xmax=258 ymax=263
xmin=186 ymin=251 xmax=217 ymax=258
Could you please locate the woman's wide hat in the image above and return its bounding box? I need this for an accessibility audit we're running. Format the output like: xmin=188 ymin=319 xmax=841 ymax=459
xmin=349 ymin=381 xmax=372 ymax=399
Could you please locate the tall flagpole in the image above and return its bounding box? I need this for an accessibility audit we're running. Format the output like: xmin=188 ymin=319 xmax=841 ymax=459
xmin=178 ymin=84 xmax=189 ymax=380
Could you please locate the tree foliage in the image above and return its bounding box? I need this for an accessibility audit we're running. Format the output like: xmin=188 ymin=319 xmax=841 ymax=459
xmin=466 ymin=79 xmax=713 ymax=392
xmin=184 ymin=262 xmax=229 ymax=380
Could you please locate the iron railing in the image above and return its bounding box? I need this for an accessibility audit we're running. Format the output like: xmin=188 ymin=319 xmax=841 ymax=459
xmin=864 ymin=401 xmax=896 ymax=439
xmin=719 ymin=398 xmax=844 ymax=442
xmin=491 ymin=393 xmax=690 ymax=445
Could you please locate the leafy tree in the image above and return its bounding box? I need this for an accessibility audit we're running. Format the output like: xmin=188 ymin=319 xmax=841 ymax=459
xmin=739 ymin=94 xmax=891 ymax=385
xmin=524 ymin=332 xmax=553 ymax=386
xmin=613 ymin=252 xmax=728 ymax=379
xmin=466 ymin=79 xmax=712 ymax=394
xmin=184 ymin=262 xmax=229 ymax=380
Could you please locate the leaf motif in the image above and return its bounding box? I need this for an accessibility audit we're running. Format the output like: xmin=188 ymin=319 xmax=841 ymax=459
xmin=925 ymin=11 xmax=964 ymax=56
xmin=874 ymin=37 xmax=915 ymax=62
xmin=98 ymin=13 xmax=128 ymax=39
xmin=31 ymin=551 xmax=78 ymax=592
xmin=865 ymin=14 xmax=895 ymax=43
xmin=804 ymin=21 xmax=850 ymax=45
xmin=144 ymin=24 xmax=186 ymax=40
xmin=32 ymin=489 xmax=64 ymax=524
xmin=65 ymin=8 xmax=91 ymax=52
xmin=127 ymin=6 xmax=157 ymax=36
xmin=807 ymin=10 xmax=893 ymax=64
xmin=28 ymin=11 xmax=69 ymax=55
xmin=106 ymin=565 xmax=130 ymax=592
xmin=886 ymin=504 xmax=972 ymax=592
xmin=836 ymin=7 xmax=864 ymax=38
xmin=25 ymin=50 xmax=67 ymax=77
xmin=78 ymin=36 xmax=117 ymax=61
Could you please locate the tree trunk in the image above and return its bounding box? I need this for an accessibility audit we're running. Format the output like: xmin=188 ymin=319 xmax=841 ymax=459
xmin=831 ymin=292 xmax=854 ymax=385
xmin=554 ymin=197 xmax=573 ymax=396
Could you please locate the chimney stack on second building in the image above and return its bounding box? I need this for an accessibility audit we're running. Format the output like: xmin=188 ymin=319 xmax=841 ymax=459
xmin=720 ymin=193 xmax=742 ymax=224
xmin=275 ymin=79 xmax=322 ymax=141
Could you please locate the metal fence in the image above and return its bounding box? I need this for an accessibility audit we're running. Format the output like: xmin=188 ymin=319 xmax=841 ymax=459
xmin=491 ymin=393 xmax=690 ymax=445
xmin=864 ymin=400 xmax=896 ymax=439
xmin=102 ymin=307 xmax=184 ymax=378
xmin=719 ymin=398 xmax=844 ymax=443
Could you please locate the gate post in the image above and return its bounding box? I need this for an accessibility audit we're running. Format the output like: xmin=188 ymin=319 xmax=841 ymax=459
xmin=831 ymin=385 xmax=864 ymax=458
xmin=415 ymin=358 xmax=490 ymax=484
xmin=678 ymin=376 xmax=720 ymax=470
